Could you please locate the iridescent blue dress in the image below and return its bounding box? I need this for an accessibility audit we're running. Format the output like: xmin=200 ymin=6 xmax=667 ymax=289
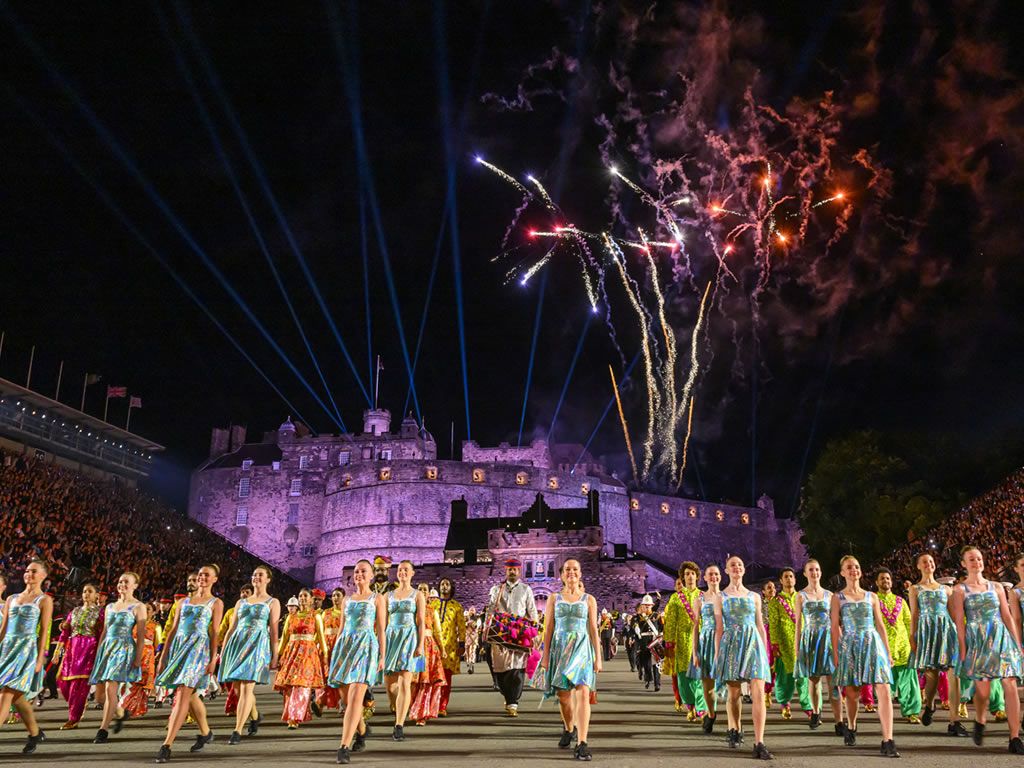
xmin=155 ymin=598 xmax=215 ymax=690
xmin=89 ymin=605 xmax=142 ymax=684
xmin=833 ymin=592 xmax=892 ymax=687
xmin=382 ymin=592 xmax=418 ymax=674
xmin=907 ymin=586 xmax=958 ymax=670
xmin=711 ymin=593 xmax=770 ymax=682
xmin=687 ymin=599 xmax=717 ymax=679
xmin=534 ymin=593 xmax=594 ymax=698
xmin=328 ymin=594 xmax=379 ymax=687
xmin=219 ymin=598 xmax=274 ymax=684
xmin=795 ymin=589 xmax=835 ymax=677
xmin=0 ymin=594 xmax=45 ymax=695
xmin=959 ymin=581 xmax=1024 ymax=680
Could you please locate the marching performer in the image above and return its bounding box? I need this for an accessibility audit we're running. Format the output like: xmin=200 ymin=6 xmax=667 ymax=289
xmin=119 ymin=604 xmax=159 ymax=719
xmin=89 ymin=571 xmax=147 ymax=743
xmin=908 ymin=552 xmax=967 ymax=735
xmin=950 ymin=545 xmax=1023 ymax=752
xmin=317 ymin=588 xmax=346 ymax=713
xmin=382 ymin=561 xmax=424 ymax=740
xmin=370 ymin=556 xmax=397 ymax=596
xmin=768 ymin=568 xmax=812 ymax=719
xmin=217 ymin=584 xmax=253 ymax=718
xmin=688 ymin=563 xmax=721 ymax=733
xmin=274 ymin=588 xmax=327 ymax=728
xmin=485 ymin=557 xmax=538 ymax=717
xmin=219 ymin=565 xmax=279 ymax=744
xmin=712 ymin=555 xmax=773 ymax=760
xmin=0 ymin=559 xmax=53 ymax=755
xmin=409 ymin=587 xmax=446 ymax=725
xmin=435 ymin=577 xmax=465 ymax=717
xmin=536 ymin=559 xmax=600 ymax=761
xmin=633 ymin=595 xmax=661 ymax=692
xmin=831 ymin=555 xmax=900 ymax=757
xmin=464 ymin=607 xmax=480 ymax=674
xmin=875 ymin=568 xmax=922 ymax=724
xmin=794 ymin=559 xmax=839 ymax=731
xmin=55 ymin=581 xmax=104 ymax=729
xmin=153 ymin=563 xmax=224 ymax=763
xmin=327 ymin=559 xmax=387 ymax=764
xmin=664 ymin=562 xmax=706 ymax=720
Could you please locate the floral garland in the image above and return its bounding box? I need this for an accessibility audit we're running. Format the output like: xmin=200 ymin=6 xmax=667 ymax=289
xmin=775 ymin=593 xmax=797 ymax=624
xmin=878 ymin=595 xmax=903 ymax=627
xmin=679 ymin=589 xmax=699 ymax=626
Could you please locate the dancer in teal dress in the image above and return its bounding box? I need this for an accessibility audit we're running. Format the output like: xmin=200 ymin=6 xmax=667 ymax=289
xmin=381 ymin=561 xmax=424 ymax=741
xmin=153 ymin=564 xmax=224 ymax=764
xmin=90 ymin=571 xmax=147 ymax=744
xmin=794 ymin=559 xmax=840 ymax=731
xmin=329 ymin=558 xmax=386 ymax=765
xmin=219 ymin=565 xmax=280 ymax=745
xmin=712 ymin=555 xmax=773 ymax=760
xmin=830 ymin=555 xmax=899 ymax=757
xmin=0 ymin=559 xmax=53 ymax=755
xmin=536 ymin=559 xmax=600 ymax=761
xmin=687 ymin=563 xmax=722 ymax=734
xmin=950 ymin=546 xmax=1024 ymax=753
xmin=908 ymin=552 xmax=967 ymax=736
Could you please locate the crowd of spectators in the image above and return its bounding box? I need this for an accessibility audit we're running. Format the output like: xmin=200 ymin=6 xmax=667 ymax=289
xmin=0 ymin=449 xmax=298 ymax=611
xmin=877 ymin=467 xmax=1024 ymax=583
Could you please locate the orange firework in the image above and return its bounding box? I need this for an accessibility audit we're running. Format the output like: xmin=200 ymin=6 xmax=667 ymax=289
xmin=609 ymin=364 xmax=638 ymax=482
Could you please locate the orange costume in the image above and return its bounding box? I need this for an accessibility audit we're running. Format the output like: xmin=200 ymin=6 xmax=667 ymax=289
xmin=274 ymin=610 xmax=327 ymax=724
xmin=408 ymin=600 xmax=447 ymax=723
xmin=119 ymin=619 xmax=158 ymax=717
xmin=318 ymin=606 xmax=344 ymax=710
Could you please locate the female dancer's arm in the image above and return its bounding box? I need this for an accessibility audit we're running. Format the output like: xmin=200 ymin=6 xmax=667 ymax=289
xmin=949 ymin=586 xmax=966 ymax=661
xmin=268 ymin=599 xmax=281 ymax=669
xmin=871 ymin=595 xmax=892 ymax=659
xmin=754 ymin=594 xmax=768 ymax=651
xmin=415 ymin=591 xmax=426 ymax=657
xmin=713 ymin=594 xmax=724 ymax=658
xmin=35 ymin=595 xmax=54 ymax=674
xmin=0 ymin=597 xmax=10 ymax=645
xmin=132 ymin=603 xmax=147 ymax=669
xmin=587 ymin=594 xmax=602 ymax=673
xmin=794 ymin=593 xmax=804 ymax=651
xmin=375 ymin=595 xmax=387 ymax=672
xmin=207 ymin=599 xmax=224 ymax=675
xmin=908 ymin=585 xmax=919 ymax=655
xmin=540 ymin=594 xmax=556 ymax=669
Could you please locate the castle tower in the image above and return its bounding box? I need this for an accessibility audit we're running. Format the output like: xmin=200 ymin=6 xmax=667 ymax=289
xmin=362 ymin=408 xmax=391 ymax=436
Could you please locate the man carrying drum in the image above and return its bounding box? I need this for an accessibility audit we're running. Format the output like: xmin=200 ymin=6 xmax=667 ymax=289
xmin=485 ymin=557 xmax=539 ymax=717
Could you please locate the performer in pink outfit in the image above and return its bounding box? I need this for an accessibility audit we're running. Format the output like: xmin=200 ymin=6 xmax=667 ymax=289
xmin=55 ymin=582 xmax=104 ymax=729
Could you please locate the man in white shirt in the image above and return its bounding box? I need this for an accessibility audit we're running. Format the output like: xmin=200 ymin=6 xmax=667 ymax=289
xmin=485 ymin=557 xmax=539 ymax=716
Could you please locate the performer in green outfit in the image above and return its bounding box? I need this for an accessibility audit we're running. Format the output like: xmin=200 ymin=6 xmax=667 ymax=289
xmin=664 ymin=561 xmax=707 ymax=722
xmin=767 ymin=568 xmax=811 ymax=718
xmin=875 ymin=569 xmax=922 ymax=723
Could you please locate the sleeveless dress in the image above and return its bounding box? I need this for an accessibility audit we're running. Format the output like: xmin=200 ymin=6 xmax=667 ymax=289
xmin=383 ymin=592 xmax=418 ymax=674
xmin=273 ymin=611 xmax=325 ymax=690
xmin=687 ymin=599 xmax=717 ymax=679
xmin=907 ymin=586 xmax=958 ymax=670
xmin=0 ymin=594 xmax=45 ymax=694
xmin=90 ymin=604 xmax=142 ymax=684
xmin=219 ymin=598 xmax=273 ymax=684
xmin=328 ymin=594 xmax=379 ymax=687
xmin=833 ymin=592 xmax=892 ymax=687
xmin=959 ymin=580 xmax=1024 ymax=680
xmin=711 ymin=593 xmax=770 ymax=682
xmin=533 ymin=593 xmax=595 ymax=698
xmin=795 ymin=589 xmax=835 ymax=677
xmin=156 ymin=597 xmax=215 ymax=690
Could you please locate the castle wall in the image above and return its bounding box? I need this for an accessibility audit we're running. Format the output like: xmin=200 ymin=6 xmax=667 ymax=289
xmin=461 ymin=439 xmax=551 ymax=467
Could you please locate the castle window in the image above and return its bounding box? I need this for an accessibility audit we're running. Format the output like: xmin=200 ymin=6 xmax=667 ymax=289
xmin=287 ymin=502 xmax=300 ymax=525
xmin=688 ymin=506 xmax=698 ymax=518
xmin=548 ymin=477 xmax=559 ymax=490
xmin=715 ymin=509 xmax=725 ymax=521
xmin=381 ymin=449 xmax=392 ymax=461
xmin=300 ymin=544 xmax=315 ymax=557
xmin=515 ymin=472 xmax=528 ymax=486
xmin=272 ymin=461 xmax=281 ymax=471
xmin=525 ymin=562 xmax=533 ymax=578
xmin=338 ymin=451 xmax=350 ymax=466
xmin=660 ymin=502 xmax=670 ymax=515
xmin=629 ymin=498 xmax=640 ymax=511
xmin=289 ymin=478 xmax=302 ymax=496
xmin=472 ymin=468 xmax=485 ymax=483
xmin=425 ymin=466 xmax=438 ymax=480
xmin=547 ymin=561 xmax=555 ymax=577
xmin=299 ymin=455 xmax=310 ymax=470
xmin=241 ymin=459 xmax=253 ymax=471
xmin=580 ymin=483 xmax=590 ymax=496
xmin=234 ymin=506 xmax=248 ymax=526
xmin=740 ymin=512 xmax=750 ymax=525
xmin=362 ymin=446 xmax=372 ymax=460
xmin=237 ymin=477 xmax=251 ymax=499
xmin=379 ymin=467 xmax=392 ymax=481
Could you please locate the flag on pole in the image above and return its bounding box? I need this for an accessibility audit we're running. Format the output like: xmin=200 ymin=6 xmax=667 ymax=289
xmin=107 ymin=386 xmax=127 ymax=398
xmin=85 ymin=373 xmax=102 ymax=386
xmin=129 ymin=396 xmax=142 ymax=409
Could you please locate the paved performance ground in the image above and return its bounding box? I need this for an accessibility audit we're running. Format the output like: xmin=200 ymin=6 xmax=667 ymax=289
xmin=2 ymin=656 xmax=1022 ymax=766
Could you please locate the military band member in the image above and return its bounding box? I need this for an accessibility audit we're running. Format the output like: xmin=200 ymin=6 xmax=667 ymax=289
xmin=634 ymin=595 xmax=661 ymax=692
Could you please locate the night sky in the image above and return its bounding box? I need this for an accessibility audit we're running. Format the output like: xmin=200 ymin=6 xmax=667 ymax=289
xmin=3 ymin=2 xmax=1023 ymax=514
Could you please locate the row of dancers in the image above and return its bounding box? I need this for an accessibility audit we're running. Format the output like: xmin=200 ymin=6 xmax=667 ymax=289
xmin=2 ymin=548 xmax=1023 ymax=762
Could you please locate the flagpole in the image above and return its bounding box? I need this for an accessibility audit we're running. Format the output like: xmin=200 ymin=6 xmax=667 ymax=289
xmin=374 ymin=355 xmax=381 ymax=410
xmin=26 ymin=346 xmax=35 ymax=389
xmin=103 ymin=392 xmax=110 ymax=422
xmin=81 ymin=374 xmax=88 ymax=411
xmin=126 ymin=404 xmax=133 ymax=432
xmin=0 ymin=331 xmax=5 ymax=364
xmin=55 ymin=361 xmax=64 ymax=402
xmin=450 ymin=421 xmax=455 ymax=459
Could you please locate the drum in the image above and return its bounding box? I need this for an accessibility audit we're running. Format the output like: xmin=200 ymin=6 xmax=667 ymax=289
xmin=647 ymin=634 xmax=666 ymax=664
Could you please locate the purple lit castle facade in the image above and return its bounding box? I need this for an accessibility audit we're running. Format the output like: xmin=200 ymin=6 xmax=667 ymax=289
xmin=188 ymin=408 xmax=805 ymax=605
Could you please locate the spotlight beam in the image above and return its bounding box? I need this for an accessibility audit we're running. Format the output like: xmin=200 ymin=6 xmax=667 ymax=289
xmin=404 ymin=200 xmax=448 ymax=417
xmin=517 ymin=271 xmax=547 ymax=447
xmin=360 ymin=191 xmax=374 ymax=395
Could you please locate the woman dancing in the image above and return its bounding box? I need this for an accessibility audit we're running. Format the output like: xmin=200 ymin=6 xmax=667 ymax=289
xmin=327 ymin=558 xmax=387 ymax=764
xmin=794 ymin=559 xmax=840 ymax=731
xmin=120 ymin=602 xmax=159 ymax=719
xmin=0 ymin=559 xmax=53 ymax=754
xmin=408 ymin=587 xmax=446 ymax=726
xmin=274 ymin=588 xmax=327 ymax=728
xmin=219 ymin=565 xmax=280 ymax=744
xmin=382 ymin=562 xmax=424 ymax=740
xmin=688 ymin=563 xmax=721 ymax=734
xmin=90 ymin=571 xmax=147 ymax=743
xmin=950 ymin=545 xmax=1023 ymax=752
xmin=55 ymin=580 xmax=104 ymax=729
xmin=908 ymin=552 xmax=967 ymax=736
xmin=317 ymin=587 xmax=346 ymax=714
xmin=536 ymin=558 xmax=600 ymax=761
xmin=830 ymin=555 xmax=899 ymax=757
xmin=153 ymin=563 xmax=224 ymax=763
xmin=712 ymin=555 xmax=773 ymax=760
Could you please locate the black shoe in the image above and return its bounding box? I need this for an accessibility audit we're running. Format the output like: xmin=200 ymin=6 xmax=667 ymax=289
xmin=644 ymin=680 xmax=650 ymax=689
xmin=392 ymin=724 xmax=405 ymax=741
xmin=1009 ymin=737 xmax=1024 ymax=755
xmin=574 ymin=742 xmax=592 ymax=761
xmin=559 ymin=727 xmax=578 ymax=748
xmin=702 ymin=715 xmax=715 ymax=734
xmin=654 ymin=684 xmax=661 ymax=692
xmin=337 ymin=747 xmax=351 ymax=764
xmin=881 ymin=739 xmax=901 ymax=758
xmin=155 ymin=745 xmax=171 ymax=764
xmin=311 ymin=701 xmax=323 ymax=718
xmin=353 ymin=732 xmax=366 ymax=753
xmin=948 ymin=722 xmax=969 ymax=737
xmin=973 ymin=721 xmax=985 ymax=746
xmin=753 ymin=742 xmax=774 ymax=760
xmin=809 ymin=712 xmax=822 ymax=730
xmin=112 ymin=716 xmax=125 ymax=734
xmin=228 ymin=731 xmax=241 ymax=745
xmin=835 ymin=721 xmax=847 ymax=737
xmin=844 ymin=727 xmax=857 ymax=746
xmin=247 ymin=712 xmax=262 ymax=736
xmin=23 ymin=730 xmax=46 ymax=755
xmin=189 ymin=731 xmax=214 ymax=753
xmin=921 ymin=706 xmax=934 ymax=726
xmin=742 ymin=694 xmax=753 ymax=704
xmin=93 ymin=728 xmax=109 ymax=744
xmin=154 ymin=700 xmax=164 ymax=709
xmin=727 ymin=728 xmax=740 ymax=748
